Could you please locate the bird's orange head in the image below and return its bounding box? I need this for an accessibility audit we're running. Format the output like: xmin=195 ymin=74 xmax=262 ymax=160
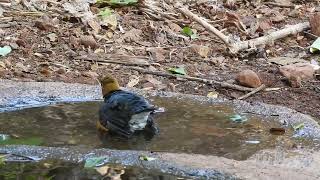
xmin=99 ymin=74 xmax=120 ymax=97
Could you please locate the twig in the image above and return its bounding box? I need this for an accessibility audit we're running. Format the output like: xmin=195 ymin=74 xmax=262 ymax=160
xmin=75 ymin=55 xmax=150 ymax=67
xmin=5 ymin=11 xmax=45 ymax=16
xmin=128 ymin=67 xmax=254 ymax=92
xmin=174 ymin=3 xmax=231 ymax=45
xmin=264 ymin=2 xmax=295 ymax=8
xmin=238 ymin=84 xmax=266 ymax=100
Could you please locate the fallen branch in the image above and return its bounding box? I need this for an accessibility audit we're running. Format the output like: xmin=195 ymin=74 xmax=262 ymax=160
xmin=75 ymin=55 xmax=150 ymax=66
xmin=128 ymin=67 xmax=254 ymax=92
xmin=238 ymin=84 xmax=266 ymax=100
xmin=229 ymin=22 xmax=310 ymax=53
xmin=171 ymin=3 xmax=310 ymax=53
xmin=264 ymin=2 xmax=295 ymax=8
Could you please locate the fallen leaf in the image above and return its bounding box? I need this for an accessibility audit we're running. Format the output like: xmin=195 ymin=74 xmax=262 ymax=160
xmin=309 ymin=12 xmax=320 ymax=36
xmin=99 ymin=8 xmax=117 ymax=30
xmin=144 ymin=75 xmax=162 ymax=86
xmin=84 ymin=156 xmax=108 ymax=168
xmin=207 ymin=91 xmax=219 ymax=98
xmin=95 ymin=165 xmax=110 ymax=175
xmin=181 ymin=27 xmax=198 ymax=39
xmin=168 ymin=67 xmax=186 ymax=75
xmin=167 ymin=22 xmax=182 ymax=32
xmin=126 ymin=75 xmax=139 ymax=87
xmin=0 ymin=46 xmax=12 ymax=57
xmin=147 ymin=48 xmax=166 ymax=62
xmin=191 ymin=45 xmax=210 ymax=58
xmin=310 ymin=37 xmax=320 ymax=53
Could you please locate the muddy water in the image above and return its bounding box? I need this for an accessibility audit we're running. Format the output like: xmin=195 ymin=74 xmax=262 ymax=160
xmin=0 ymin=160 xmax=186 ymax=180
xmin=0 ymin=96 xmax=299 ymax=160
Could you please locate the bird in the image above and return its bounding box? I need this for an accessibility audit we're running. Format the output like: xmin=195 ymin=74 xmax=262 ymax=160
xmin=97 ymin=74 xmax=159 ymax=138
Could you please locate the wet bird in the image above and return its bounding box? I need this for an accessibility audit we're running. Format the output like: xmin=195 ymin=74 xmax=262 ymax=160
xmin=97 ymin=74 xmax=159 ymax=138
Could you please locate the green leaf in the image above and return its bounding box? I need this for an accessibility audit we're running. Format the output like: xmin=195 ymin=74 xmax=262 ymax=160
xmin=292 ymin=123 xmax=304 ymax=131
xmin=84 ymin=156 xmax=108 ymax=168
xmin=310 ymin=37 xmax=320 ymax=53
xmin=168 ymin=67 xmax=186 ymax=75
xmin=0 ymin=46 xmax=12 ymax=57
xmin=98 ymin=8 xmax=113 ymax=18
xmin=0 ymin=155 xmax=5 ymax=167
xmin=181 ymin=27 xmax=198 ymax=39
xmin=0 ymin=137 xmax=43 ymax=146
xmin=230 ymin=114 xmax=247 ymax=123
xmin=139 ymin=155 xmax=156 ymax=161
xmin=182 ymin=27 xmax=193 ymax=36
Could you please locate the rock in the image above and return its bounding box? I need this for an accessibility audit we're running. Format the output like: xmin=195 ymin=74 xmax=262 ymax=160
xmin=236 ymin=70 xmax=262 ymax=88
xmin=310 ymin=12 xmax=320 ymax=36
xmin=279 ymin=63 xmax=315 ymax=83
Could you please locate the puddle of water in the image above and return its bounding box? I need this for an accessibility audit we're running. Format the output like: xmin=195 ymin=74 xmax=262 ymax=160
xmin=0 ymin=96 xmax=302 ymax=160
xmin=0 ymin=159 xmax=186 ymax=180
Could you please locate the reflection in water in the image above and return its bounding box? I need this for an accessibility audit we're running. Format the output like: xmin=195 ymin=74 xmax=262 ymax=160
xmin=0 ymin=160 xmax=186 ymax=180
xmin=0 ymin=96 xmax=297 ymax=160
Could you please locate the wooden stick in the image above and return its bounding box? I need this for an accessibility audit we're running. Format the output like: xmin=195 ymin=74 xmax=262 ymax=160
xmin=238 ymin=84 xmax=266 ymax=100
xmin=264 ymin=2 xmax=294 ymax=8
xmin=128 ymin=67 xmax=254 ymax=92
xmin=229 ymin=22 xmax=310 ymax=53
xmin=75 ymin=56 xmax=150 ymax=66
xmin=174 ymin=3 xmax=231 ymax=45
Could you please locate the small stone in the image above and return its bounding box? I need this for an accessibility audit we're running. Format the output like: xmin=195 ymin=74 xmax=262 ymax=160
xmin=236 ymin=70 xmax=262 ymax=88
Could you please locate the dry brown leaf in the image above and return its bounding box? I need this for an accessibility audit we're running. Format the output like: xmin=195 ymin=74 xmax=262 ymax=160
xmin=310 ymin=12 xmax=320 ymax=36
xmin=147 ymin=48 xmax=166 ymax=62
xmin=191 ymin=45 xmax=210 ymax=58
xmin=79 ymin=35 xmax=98 ymax=49
xmin=167 ymin=22 xmax=182 ymax=32
xmin=126 ymin=75 xmax=139 ymax=87
xmin=224 ymin=12 xmax=247 ymax=33
xmin=95 ymin=165 xmax=110 ymax=176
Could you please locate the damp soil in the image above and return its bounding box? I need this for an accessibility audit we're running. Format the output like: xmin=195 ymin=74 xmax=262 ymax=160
xmin=0 ymin=159 xmax=187 ymax=180
xmin=0 ymin=96 xmax=313 ymax=161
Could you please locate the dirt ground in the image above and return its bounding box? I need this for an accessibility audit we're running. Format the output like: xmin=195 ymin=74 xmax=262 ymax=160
xmin=0 ymin=0 xmax=319 ymax=118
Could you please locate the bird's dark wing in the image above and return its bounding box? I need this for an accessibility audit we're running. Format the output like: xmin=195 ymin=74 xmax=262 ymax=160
xmin=99 ymin=90 xmax=156 ymax=137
